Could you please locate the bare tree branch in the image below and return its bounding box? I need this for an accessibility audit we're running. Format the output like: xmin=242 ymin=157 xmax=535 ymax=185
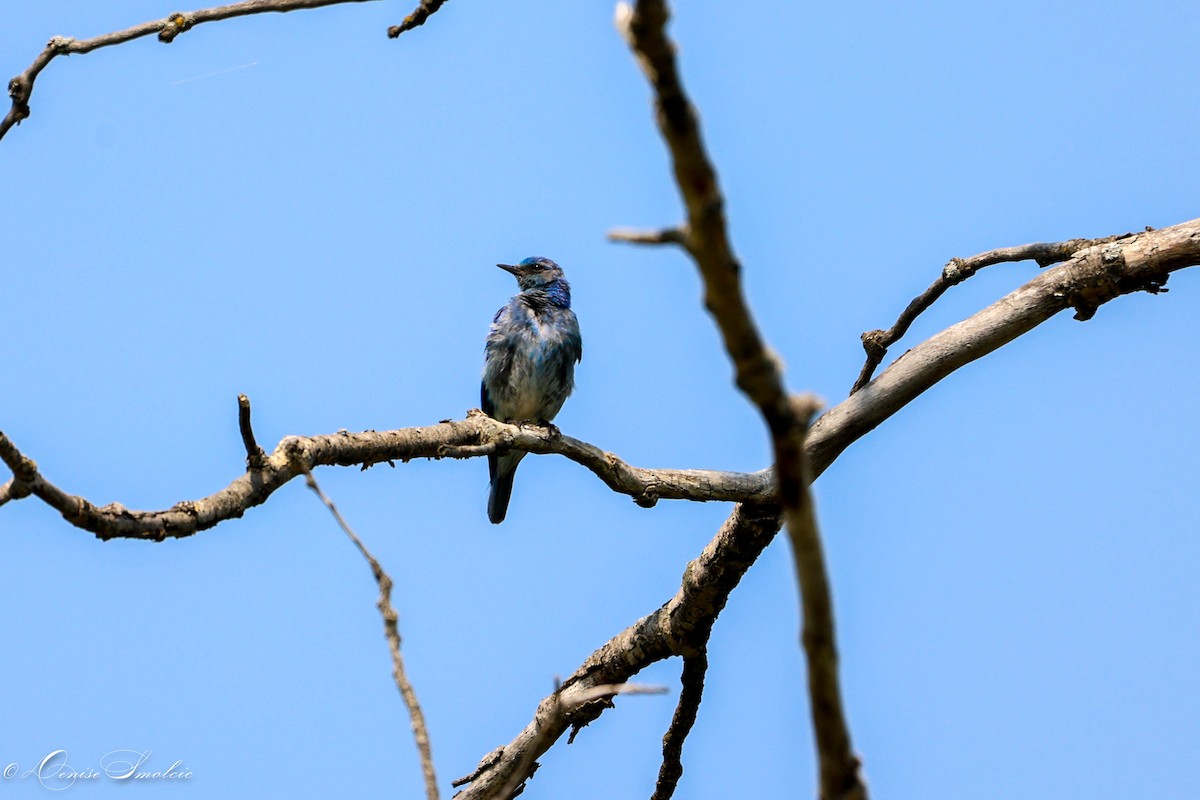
xmin=387 ymin=0 xmax=450 ymax=38
xmin=0 ymin=410 xmax=774 ymax=538
xmin=650 ymin=650 xmax=708 ymax=800
xmin=301 ymin=466 xmax=439 ymax=800
xmin=2 ymin=0 xmax=396 ymax=141
xmin=615 ymin=2 xmax=865 ymax=796
xmin=850 ymin=233 xmax=1133 ymax=394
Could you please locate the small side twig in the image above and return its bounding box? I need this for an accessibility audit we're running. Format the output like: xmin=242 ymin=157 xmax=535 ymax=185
xmin=849 ymin=234 xmax=1131 ymax=394
xmin=237 ymin=394 xmax=267 ymax=470
xmin=300 ymin=467 xmax=439 ymax=800
xmin=608 ymin=226 xmax=690 ymax=249
xmin=387 ymin=0 xmax=450 ymax=38
xmin=650 ymin=651 xmax=708 ymax=800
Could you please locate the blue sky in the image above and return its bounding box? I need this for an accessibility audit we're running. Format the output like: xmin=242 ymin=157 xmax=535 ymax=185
xmin=2 ymin=1 xmax=1198 ymax=798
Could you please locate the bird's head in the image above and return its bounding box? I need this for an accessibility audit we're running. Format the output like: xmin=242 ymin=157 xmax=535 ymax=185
xmin=497 ymin=256 xmax=566 ymax=291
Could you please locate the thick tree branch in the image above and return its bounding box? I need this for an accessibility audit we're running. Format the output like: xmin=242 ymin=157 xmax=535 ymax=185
xmin=0 ymin=410 xmax=774 ymax=539
xmin=850 ymin=233 xmax=1131 ymax=393
xmin=302 ymin=467 xmax=439 ymax=800
xmin=452 ymin=503 xmax=782 ymax=799
xmin=615 ymin=2 xmax=865 ymax=796
xmin=2 ymin=0 xmax=395 ymax=141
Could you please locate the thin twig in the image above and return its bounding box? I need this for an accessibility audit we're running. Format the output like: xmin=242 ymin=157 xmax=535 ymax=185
xmin=2 ymin=0 xmax=387 ymax=141
xmin=849 ymin=234 xmax=1131 ymax=394
xmin=300 ymin=466 xmax=439 ymax=800
xmin=387 ymin=0 xmax=450 ymax=38
xmin=650 ymin=651 xmax=708 ymax=800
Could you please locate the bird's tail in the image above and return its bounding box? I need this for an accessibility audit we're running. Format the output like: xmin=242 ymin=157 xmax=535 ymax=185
xmin=487 ymin=471 xmax=516 ymax=524
xmin=487 ymin=452 xmax=524 ymax=524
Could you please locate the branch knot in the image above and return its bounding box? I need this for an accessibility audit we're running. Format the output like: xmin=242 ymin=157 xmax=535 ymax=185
xmin=942 ymin=256 xmax=975 ymax=284
xmin=158 ymin=13 xmax=193 ymax=43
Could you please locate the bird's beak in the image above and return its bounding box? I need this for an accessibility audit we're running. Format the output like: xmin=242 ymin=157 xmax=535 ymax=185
xmin=496 ymin=263 xmax=521 ymax=276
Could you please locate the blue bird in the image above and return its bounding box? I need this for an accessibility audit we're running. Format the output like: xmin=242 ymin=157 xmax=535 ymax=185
xmin=481 ymin=256 xmax=582 ymax=524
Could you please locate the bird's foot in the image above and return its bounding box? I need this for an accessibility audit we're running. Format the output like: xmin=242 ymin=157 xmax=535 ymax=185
xmin=512 ymin=419 xmax=560 ymax=438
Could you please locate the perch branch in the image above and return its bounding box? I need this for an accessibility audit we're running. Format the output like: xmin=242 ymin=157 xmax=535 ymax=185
xmin=850 ymin=233 xmax=1131 ymax=393
xmin=616 ymin=2 xmax=865 ymax=796
xmin=0 ymin=410 xmax=774 ymax=540
xmin=301 ymin=466 xmax=439 ymax=800
xmin=2 ymin=0 xmax=391 ymax=141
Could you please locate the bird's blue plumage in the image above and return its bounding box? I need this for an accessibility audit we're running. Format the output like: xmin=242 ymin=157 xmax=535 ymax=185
xmin=481 ymin=257 xmax=582 ymax=523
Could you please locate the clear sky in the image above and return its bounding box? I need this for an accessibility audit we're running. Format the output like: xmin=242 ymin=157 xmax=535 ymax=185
xmin=2 ymin=2 xmax=1198 ymax=798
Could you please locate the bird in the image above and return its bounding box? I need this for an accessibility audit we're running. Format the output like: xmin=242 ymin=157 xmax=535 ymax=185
xmin=481 ymin=256 xmax=582 ymax=524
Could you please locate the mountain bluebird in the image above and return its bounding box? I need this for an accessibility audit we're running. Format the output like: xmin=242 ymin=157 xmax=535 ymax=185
xmin=481 ymin=256 xmax=582 ymax=524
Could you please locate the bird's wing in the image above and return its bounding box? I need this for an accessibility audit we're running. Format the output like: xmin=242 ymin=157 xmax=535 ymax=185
xmin=480 ymin=380 xmax=495 ymax=418
xmin=567 ymin=312 xmax=583 ymax=363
